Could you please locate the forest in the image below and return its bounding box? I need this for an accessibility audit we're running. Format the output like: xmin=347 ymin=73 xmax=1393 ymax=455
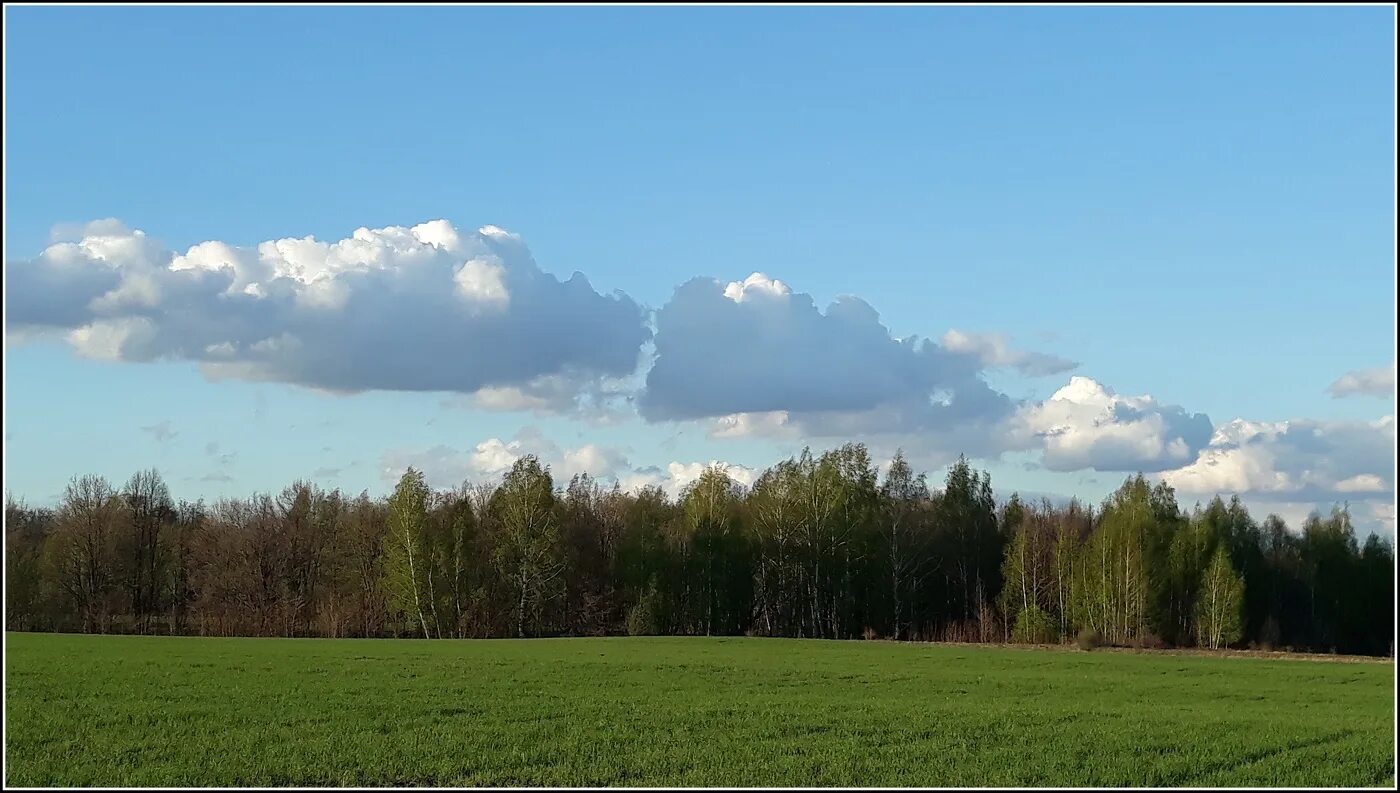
xmin=4 ymin=445 xmax=1394 ymax=656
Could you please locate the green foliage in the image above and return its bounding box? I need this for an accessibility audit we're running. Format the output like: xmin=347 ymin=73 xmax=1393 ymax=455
xmin=625 ymin=580 xmax=666 ymax=636
xmin=7 ymin=633 xmax=1392 ymax=787
xmin=383 ymin=468 xmax=432 ymax=638
xmin=1011 ymin=604 xmax=1057 ymax=644
xmin=1195 ymin=544 xmax=1245 ymax=650
xmin=491 ymin=456 xmax=563 ymax=638
xmin=3 ymin=457 xmax=1392 ymax=657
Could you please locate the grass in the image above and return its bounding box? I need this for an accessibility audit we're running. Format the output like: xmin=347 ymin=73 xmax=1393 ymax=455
xmin=4 ymin=632 xmax=1394 ymax=787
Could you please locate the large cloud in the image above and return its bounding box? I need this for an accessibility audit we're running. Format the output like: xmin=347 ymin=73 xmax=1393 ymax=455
xmin=1010 ymin=376 xmax=1213 ymax=472
xmin=641 ymin=272 xmax=1022 ymax=432
xmin=6 ymin=220 xmax=651 ymax=402
xmin=1162 ymin=415 xmax=1395 ymax=504
xmin=1328 ymin=361 xmax=1395 ymax=399
xmin=636 ymin=271 xmax=1207 ymax=476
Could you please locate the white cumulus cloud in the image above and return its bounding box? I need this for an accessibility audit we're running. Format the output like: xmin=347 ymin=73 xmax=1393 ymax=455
xmin=640 ymin=272 xmax=1017 ymax=437
xmin=6 ymin=219 xmax=651 ymax=403
xmin=620 ymin=460 xmax=758 ymax=499
xmin=1012 ymin=376 xmax=1213 ymax=472
xmin=1162 ymin=415 xmax=1395 ymax=504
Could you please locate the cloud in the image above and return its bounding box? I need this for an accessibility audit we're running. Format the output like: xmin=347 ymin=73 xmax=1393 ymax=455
xmin=940 ymin=329 xmax=1078 ymax=377
xmin=203 ymin=441 xmax=237 ymax=467
xmin=705 ymin=374 xmax=1219 ymax=480
xmin=669 ymin=284 xmax=1204 ymax=476
xmin=1161 ymin=415 xmax=1395 ymax=504
xmin=1368 ymin=501 xmax=1396 ymax=536
xmin=380 ymin=428 xmax=630 ymax=490
xmin=444 ymin=366 xmax=643 ymax=424
xmin=1211 ymin=499 xmax=1394 ymax=539
xmin=641 ymin=272 xmax=1018 ymax=441
xmin=140 ymin=420 xmax=179 ymax=443
xmin=6 ymin=219 xmax=651 ymax=405
xmin=1328 ymin=361 xmax=1395 ymax=399
xmin=379 ymin=428 xmax=756 ymax=500
xmin=1011 ymin=376 xmax=1213 ymax=472
xmin=708 ymin=410 xmax=799 ymax=440
xmin=620 ymin=460 xmax=758 ymax=499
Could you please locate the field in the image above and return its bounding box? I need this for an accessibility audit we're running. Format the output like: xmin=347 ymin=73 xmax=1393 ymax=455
xmin=4 ymin=633 xmax=1395 ymax=787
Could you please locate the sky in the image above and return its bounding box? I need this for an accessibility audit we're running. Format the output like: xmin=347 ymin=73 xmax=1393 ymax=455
xmin=4 ymin=5 xmax=1396 ymax=536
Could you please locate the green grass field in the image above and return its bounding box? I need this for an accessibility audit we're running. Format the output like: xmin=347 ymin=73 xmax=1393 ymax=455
xmin=4 ymin=633 xmax=1394 ymax=787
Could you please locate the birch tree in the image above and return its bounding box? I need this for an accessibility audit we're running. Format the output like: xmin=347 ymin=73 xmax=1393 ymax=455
xmin=384 ymin=468 xmax=432 ymax=638
xmin=492 ymin=456 xmax=563 ymax=638
xmin=1195 ymin=544 xmax=1244 ymax=649
xmin=880 ymin=451 xmax=930 ymax=640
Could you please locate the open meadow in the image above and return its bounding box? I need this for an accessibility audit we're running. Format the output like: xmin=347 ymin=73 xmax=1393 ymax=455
xmin=4 ymin=633 xmax=1395 ymax=787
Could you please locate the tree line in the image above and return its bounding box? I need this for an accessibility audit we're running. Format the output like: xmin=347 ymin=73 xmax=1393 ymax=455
xmin=4 ymin=445 xmax=1393 ymax=656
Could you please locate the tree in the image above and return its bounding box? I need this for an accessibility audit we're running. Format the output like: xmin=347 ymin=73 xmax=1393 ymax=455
xmin=5 ymin=452 xmax=1394 ymax=655
xmin=1195 ymin=544 xmax=1244 ymax=650
xmin=1168 ymin=500 xmax=1223 ymax=646
xmin=383 ymin=469 xmax=433 ymax=639
xmin=999 ymin=497 xmax=1056 ymax=643
xmin=676 ymin=464 xmax=751 ymax=636
xmin=1078 ymin=475 xmax=1161 ymax=645
xmin=749 ymin=458 xmax=805 ymax=636
xmin=880 ymin=451 xmax=932 ymax=640
xmin=430 ymin=486 xmax=479 ymax=638
xmin=5 ymin=497 xmax=53 ymax=631
xmin=341 ymin=493 xmax=388 ymax=637
xmin=1050 ymin=499 xmax=1091 ymax=639
xmin=45 ymin=475 xmax=125 ymax=633
xmin=935 ymin=457 xmax=1002 ymax=638
xmin=120 ymin=469 xmax=175 ymax=633
xmin=491 ymin=456 xmax=564 ymax=638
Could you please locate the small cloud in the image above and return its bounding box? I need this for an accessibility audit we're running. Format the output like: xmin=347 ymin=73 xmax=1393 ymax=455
xmin=49 ymin=218 xmax=129 ymax=244
xmin=381 ymin=429 xmax=631 ymax=490
xmin=140 ymin=421 xmax=179 ymax=443
xmin=1328 ymin=361 xmax=1395 ymax=399
xmin=204 ymin=441 xmax=236 ymax=466
xmin=709 ymin=411 xmax=798 ymax=440
xmin=200 ymin=472 xmax=235 ymax=483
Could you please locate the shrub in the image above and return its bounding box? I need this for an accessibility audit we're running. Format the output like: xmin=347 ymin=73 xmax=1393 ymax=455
xmin=1076 ymin=627 xmax=1101 ymax=651
xmin=625 ymin=583 xmax=665 ymax=637
xmin=1011 ymin=606 xmax=1057 ymax=645
xmin=625 ymin=600 xmax=655 ymax=637
xmin=1134 ymin=632 xmax=1166 ymax=651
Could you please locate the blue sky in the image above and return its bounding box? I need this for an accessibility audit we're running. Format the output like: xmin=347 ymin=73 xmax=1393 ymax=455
xmin=4 ymin=6 xmax=1395 ymax=534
